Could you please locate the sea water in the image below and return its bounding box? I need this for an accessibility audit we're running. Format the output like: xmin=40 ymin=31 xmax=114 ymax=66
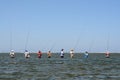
xmin=0 ymin=53 xmax=119 ymax=80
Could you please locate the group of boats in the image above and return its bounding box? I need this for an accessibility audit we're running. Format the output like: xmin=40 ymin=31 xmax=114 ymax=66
xmin=9 ymin=49 xmax=110 ymax=58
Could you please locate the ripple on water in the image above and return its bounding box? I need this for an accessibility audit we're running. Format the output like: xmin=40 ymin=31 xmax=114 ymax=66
xmin=0 ymin=53 xmax=120 ymax=80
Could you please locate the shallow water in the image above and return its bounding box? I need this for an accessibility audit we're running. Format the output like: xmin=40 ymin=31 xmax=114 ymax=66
xmin=0 ymin=53 xmax=120 ymax=80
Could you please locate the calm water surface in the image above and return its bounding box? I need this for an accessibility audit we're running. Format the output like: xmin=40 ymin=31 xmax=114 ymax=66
xmin=0 ymin=53 xmax=120 ymax=80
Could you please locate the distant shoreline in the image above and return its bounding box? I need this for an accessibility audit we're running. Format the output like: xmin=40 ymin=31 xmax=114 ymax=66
xmin=0 ymin=52 xmax=120 ymax=54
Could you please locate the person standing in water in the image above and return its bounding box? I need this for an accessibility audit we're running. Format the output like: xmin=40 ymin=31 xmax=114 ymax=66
xmin=47 ymin=51 xmax=51 ymax=58
xmin=37 ymin=50 xmax=42 ymax=58
xmin=24 ymin=50 xmax=30 ymax=58
xmin=60 ymin=49 xmax=64 ymax=58
xmin=84 ymin=51 xmax=88 ymax=58
xmin=70 ymin=49 xmax=74 ymax=58
xmin=105 ymin=51 xmax=110 ymax=58
xmin=10 ymin=50 xmax=15 ymax=58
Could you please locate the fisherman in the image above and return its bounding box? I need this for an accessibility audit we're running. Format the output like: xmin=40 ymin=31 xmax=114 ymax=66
xmin=37 ymin=50 xmax=42 ymax=58
xmin=105 ymin=51 xmax=110 ymax=58
xmin=24 ymin=50 xmax=30 ymax=58
xmin=10 ymin=50 xmax=15 ymax=58
xmin=60 ymin=49 xmax=64 ymax=58
xmin=84 ymin=51 xmax=88 ymax=58
xmin=47 ymin=51 xmax=51 ymax=58
xmin=70 ymin=49 xmax=74 ymax=58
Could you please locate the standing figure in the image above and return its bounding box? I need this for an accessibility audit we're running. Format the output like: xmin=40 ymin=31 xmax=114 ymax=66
xmin=10 ymin=50 xmax=15 ymax=58
xmin=47 ymin=51 xmax=51 ymax=58
xmin=60 ymin=49 xmax=64 ymax=58
xmin=84 ymin=51 xmax=88 ymax=58
xmin=105 ymin=51 xmax=110 ymax=58
xmin=37 ymin=50 xmax=42 ymax=58
xmin=24 ymin=50 xmax=30 ymax=58
xmin=70 ymin=49 xmax=74 ymax=58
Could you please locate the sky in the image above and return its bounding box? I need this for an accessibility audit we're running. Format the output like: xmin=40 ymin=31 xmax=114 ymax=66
xmin=0 ymin=0 xmax=120 ymax=53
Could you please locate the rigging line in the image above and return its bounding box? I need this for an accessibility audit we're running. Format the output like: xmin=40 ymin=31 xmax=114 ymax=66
xmin=88 ymin=40 xmax=94 ymax=52
xmin=49 ymin=43 xmax=55 ymax=51
xmin=73 ymin=37 xmax=80 ymax=50
xmin=106 ymin=34 xmax=110 ymax=51
xmin=10 ymin=26 xmax=13 ymax=50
